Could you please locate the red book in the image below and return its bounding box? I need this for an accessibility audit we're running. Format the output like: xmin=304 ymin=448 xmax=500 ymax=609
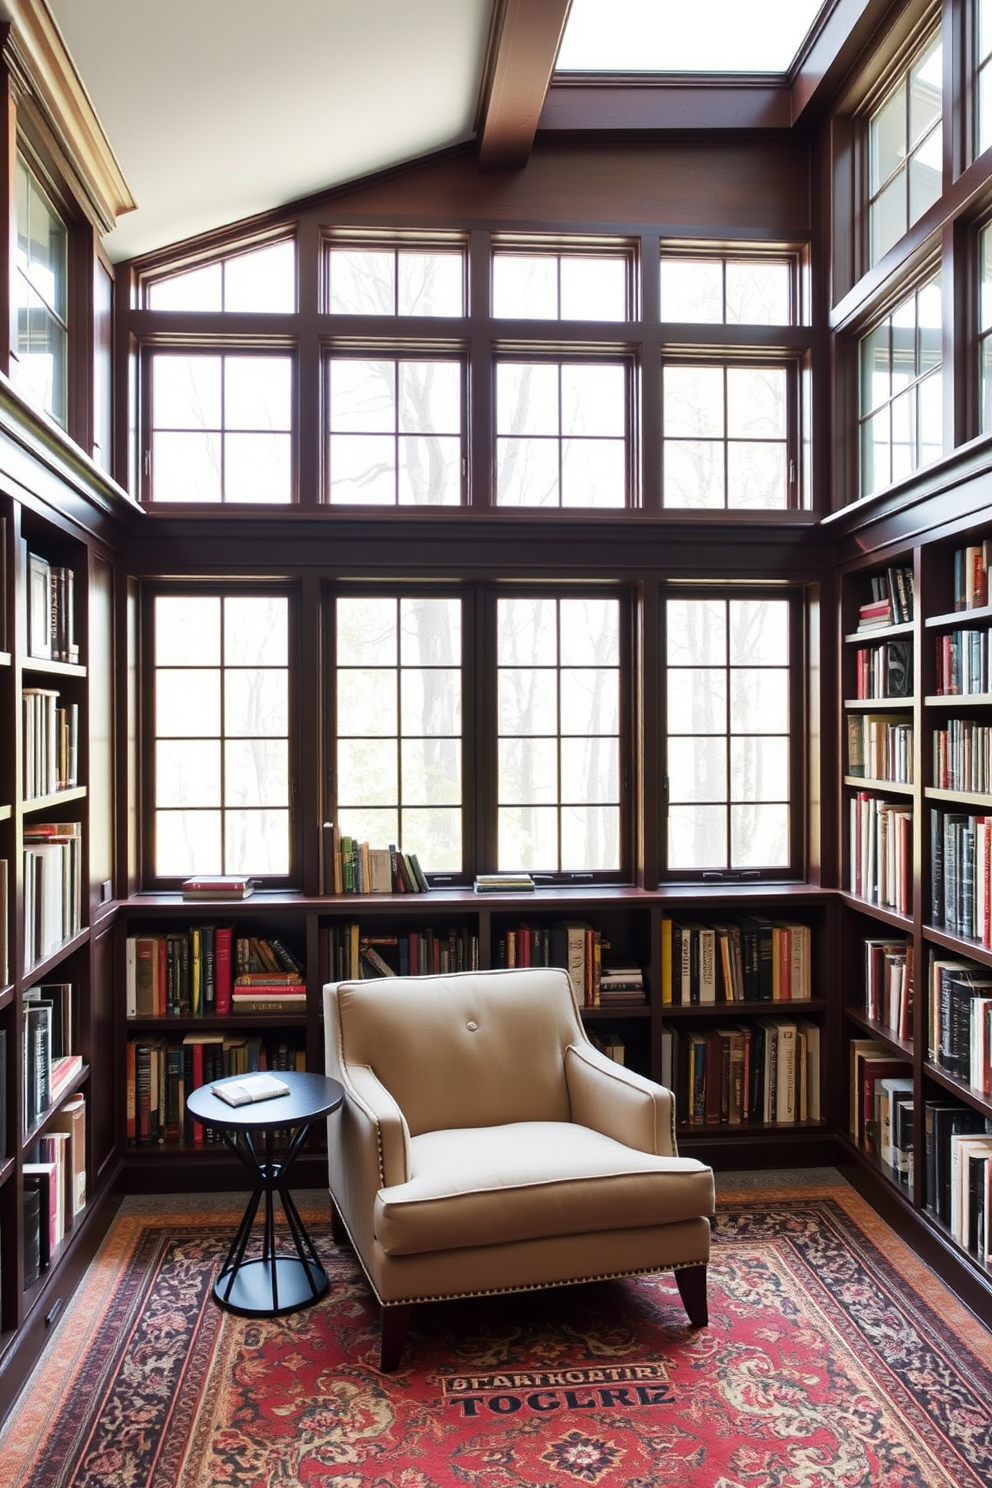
xmin=214 ymin=926 xmax=234 ymax=1014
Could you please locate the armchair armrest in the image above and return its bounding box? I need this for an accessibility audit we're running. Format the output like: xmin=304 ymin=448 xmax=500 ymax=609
xmin=343 ymin=1063 xmax=412 ymax=1189
xmin=564 ymin=1042 xmax=676 ymax=1156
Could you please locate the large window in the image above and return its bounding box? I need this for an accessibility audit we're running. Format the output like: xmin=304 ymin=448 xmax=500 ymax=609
xmin=868 ymin=29 xmax=942 ymax=265
xmin=980 ymin=222 xmax=992 ymax=431
xmin=979 ymin=0 xmax=992 ymax=159
xmin=493 ymin=246 xmax=630 ymax=320
xmin=145 ymin=237 xmax=296 ymax=312
xmin=495 ymin=360 xmax=629 ymax=507
xmin=662 ymin=363 xmax=791 ymax=509
xmin=326 ymin=356 xmax=464 ymax=505
xmin=660 ymin=252 xmax=796 ymax=325
xmin=497 ymin=594 xmax=622 ymax=874
xmin=149 ymin=592 xmax=294 ymax=881
xmin=333 ymin=594 xmax=463 ymax=870
xmin=665 ymin=594 xmax=794 ymax=876
xmin=327 ymin=242 xmax=464 ymax=317
xmin=12 ymin=155 xmax=68 ymax=428
xmin=147 ymin=350 xmax=294 ymax=503
xmin=859 ymin=272 xmax=942 ymax=498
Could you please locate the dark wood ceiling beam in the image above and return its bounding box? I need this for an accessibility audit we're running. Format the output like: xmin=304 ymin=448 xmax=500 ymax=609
xmin=476 ymin=0 xmax=574 ymax=171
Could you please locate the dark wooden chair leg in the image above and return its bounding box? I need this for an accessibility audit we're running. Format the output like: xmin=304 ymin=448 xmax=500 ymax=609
xmin=379 ymin=1303 xmax=411 ymax=1372
xmin=675 ymin=1265 xmax=708 ymax=1327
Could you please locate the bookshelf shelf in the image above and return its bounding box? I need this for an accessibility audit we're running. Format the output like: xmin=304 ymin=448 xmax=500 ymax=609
xmin=19 ymin=658 xmax=87 ymax=680
xmin=21 ymin=786 xmax=87 ymax=815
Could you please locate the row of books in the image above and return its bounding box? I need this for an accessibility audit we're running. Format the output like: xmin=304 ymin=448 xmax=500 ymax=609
xmin=952 ymin=540 xmax=992 ymax=612
xmin=670 ymin=1019 xmax=821 ymax=1126
xmin=930 ymin=807 xmax=992 ymax=945
xmin=661 ymin=916 xmax=812 ymax=1005
xmin=22 ymin=688 xmax=79 ymax=799
xmin=26 ymin=552 xmax=78 ymax=664
xmin=849 ymin=792 xmax=912 ymax=913
xmin=851 ymin=639 xmax=912 ymax=700
xmin=928 ymin=956 xmax=992 ymax=1094
xmin=22 ymin=981 xmax=82 ymax=1126
xmin=856 ymin=564 xmax=914 ymax=629
xmin=329 ymin=834 xmax=429 ymax=895
xmin=126 ymin=1033 xmax=304 ymax=1146
xmin=850 ymin=1040 xmax=913 ymax=1181
xmin=494 ymin=921 xmax=641 ymax=1009
xmin=864 ymin=936 xmax=913 ymax=1042
xmin=933 ymin=627 xmax=991 ymax=697
xmin=932 ymin=718 xmax=992 ymax=794
xmin=125 ymin=930 xmax=306 ymax=1017
xmin=23 ymin=821 xmax=82 ymax=969
xmin=925 ymin=1100 xmax=992 ymax=1265
xmin=324 ymin=923 xmax=480 ymax=982
xmin=22 ymin=1093 xmax=87 ymax=1285
xmin=846 ymin=712 xmax=913 ymax=783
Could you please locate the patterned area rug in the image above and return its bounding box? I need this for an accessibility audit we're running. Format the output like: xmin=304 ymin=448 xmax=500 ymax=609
xmin=2 ymin=1180 xmax=992 ymax=1488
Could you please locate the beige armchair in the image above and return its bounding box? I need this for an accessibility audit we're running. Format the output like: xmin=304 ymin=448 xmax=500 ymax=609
xmin=323 ymin=965 xmax=715 ymax=1370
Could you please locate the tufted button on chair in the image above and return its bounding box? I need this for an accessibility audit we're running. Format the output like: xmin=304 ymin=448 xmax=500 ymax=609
xmin=324 ymin=965 xmax=715 ymax=1370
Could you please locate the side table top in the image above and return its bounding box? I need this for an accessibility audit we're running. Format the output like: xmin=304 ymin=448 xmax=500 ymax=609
xmin=186 ymin=1070 xmax=344 ymax=1131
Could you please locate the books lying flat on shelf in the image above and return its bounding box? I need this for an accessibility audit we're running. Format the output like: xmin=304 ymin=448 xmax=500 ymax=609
xmin=181 ymin=876 xmax=255 ymax=900
xmin=474 ymin=873 xmax=535 ymax=893
xmin=212 ymin=1073 xmax=290 ymax=1106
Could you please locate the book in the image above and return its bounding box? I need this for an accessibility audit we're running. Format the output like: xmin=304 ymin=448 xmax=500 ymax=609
xmin=474 ymin=873 xmax=535 ymax=893
xmin=181 ymin=876 xmax=255 ymax=900
xmin=212 ymin=1073 xmax=290 ymax=1106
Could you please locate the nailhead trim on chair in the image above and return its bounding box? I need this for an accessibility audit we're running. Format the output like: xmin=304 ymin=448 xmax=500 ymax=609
xmin=328 ymin=1189 xmax=708 ymax=1308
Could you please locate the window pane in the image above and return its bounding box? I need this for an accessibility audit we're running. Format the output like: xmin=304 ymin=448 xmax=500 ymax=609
xmin=667 ymin=598 xmax=726 ymax=666
xmin=329 ymin=434 xmax=397 ymax=504
xmin=729 ymin=599 xmax=789 ymax=665
xmin=225 ymin=810 xmax=289 ymax=874
xmin=401 ymin=808 xmax=461 ymax=868
xmin=731 ymin=803 xmax=789 ymax=868
xmin=224 ymin=240 xmax=295 ymax=312
xmin=499 ymin=806 xmax=559 ymax=870
xmin=399 ymin=434 xmax=461 ymax=505
xmin=561 ymin=439 xmax=625 ymax=507
xmin=498 ymin=669 xmax=558 ymax=733
xmin=727 ymin=442 xmax=787 ymax=508
xmin=224 ymin=739 xmax=289 ymax=807
xmin=668 ymin=736 xmax=727 ymax=803
xmin=156 ymin=811 xmax=222 ymax=875
xmin=496 ymin=438 xmax=559 ymax=506
xmin=225 ymin=596 xmax=288 ymax=665
xmin=872 ymin=176 xmax=906 ymax=263
xmin=148 ymin=263 xmax=222 ymax=311
xmin=225 ymin=357 xmax=292 ymax=430
xmin=725 ymin=261 xmax=791 ymax=324
xmin=225 ymin=670 xmax=288 ymax=735
xmin=668 ymin=669 xmax=727 ymax=732
xmin=664 ymin=441 xmax=724 ymax=507
xmin=561 ymin=364 xmax=625 ymax=435
xmin=727 ymin=368 xmax=786 ymax=439
xmin=337 ymin=598 xmax=398 ymax=666
xmin=401 ymin=595 xmax=461 ymax=666
xmin=871 ymin=83 xmax=906 ymax=191
xmin=337 ymin=738 xmax=397 ymax=803
xmin=225 ymin=432 xmax=292 ymax=503
xmin=337 ymin=669 xmax=397 ymax=736
xmin=399 ymin=361 xmax=461 ymax=433
xmin=560 ymin=598 xmax=619 ymax=665
xmin=400 ymin=668 xmax=461 ymax=735
xmin=156 ymin=669 xmax=220 ymax=735
xmin=909 ymin=38 xmax=942 ymax=146
xmin=909 ymin=126 xmax=942 ymax=222
xmin=498 ymin=598 xmax=558 ymax=665
xmin=497 ymin=362 xmax=560 ymax=435
xmin=562 ymin=806 xmax=619 ymax=871
xmin=664 ymin=366 xmax=724 ymax=437
xmin=561 ymin=738 xmax=618 ymax=801
xmin=156 ymin=596 xmax=221 ymax=665
xmin=329 ymin=249 xmax=395 ymax=314
xmin=499 ymin=738 xmax=559 ymax=804
xmin=668 ymin=804 xmax=727 ymax=870
xmin=730 ymin=669 xmax=789 ymax=733
xmin=731 ymin=736 xmax=789 ymax=801
xmin=397 ymin=251 xmax=463 ymax=316
xmin=156 ymin=740 xmax=221 ymax=806
xmin=401 ymin=737 xmax=461 ymax=805
xmin=559 ymin=256 xmax=627 ymax=320
xmin=493 ymin=255 xmax=558 ymax=318
xmin=330 ymin=360 xmax=396 ymax=432
xmin=660 ymin=259 xmax=722 ymax=321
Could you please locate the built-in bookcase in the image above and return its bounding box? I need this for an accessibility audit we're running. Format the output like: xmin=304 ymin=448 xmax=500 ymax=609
xmin=839 ymin=532 xmax=992 ymax=1297
xmin=0 ymin=480 xmax=120 ymax=1417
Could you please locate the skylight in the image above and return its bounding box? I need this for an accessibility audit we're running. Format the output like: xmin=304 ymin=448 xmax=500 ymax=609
xmin=557 ymin=0 xmax=827 ymax=75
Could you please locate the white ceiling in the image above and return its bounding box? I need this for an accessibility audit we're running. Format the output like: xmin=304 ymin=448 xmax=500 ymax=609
xmin=45 ymin=0 xmax=496 ymax=264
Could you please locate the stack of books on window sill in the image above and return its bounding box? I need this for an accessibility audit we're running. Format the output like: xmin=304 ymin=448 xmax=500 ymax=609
xmin=329 ymin=833 xmax=430 ymax=895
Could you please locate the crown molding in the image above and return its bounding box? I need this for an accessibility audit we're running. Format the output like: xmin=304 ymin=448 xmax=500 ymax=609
xmin=0 ymin=0 xmax=134 ymax=232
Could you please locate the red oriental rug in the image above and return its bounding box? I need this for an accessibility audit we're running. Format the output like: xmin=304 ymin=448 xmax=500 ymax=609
xmin=2 ymin=1179 xmax=992 ymax=1488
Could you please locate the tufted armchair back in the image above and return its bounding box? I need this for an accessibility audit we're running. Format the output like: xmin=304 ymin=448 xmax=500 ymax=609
xmin=331 ymin=965 xmax=582 ymax=1135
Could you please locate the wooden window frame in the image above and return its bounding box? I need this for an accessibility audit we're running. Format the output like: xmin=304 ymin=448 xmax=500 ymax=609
xmin=140 ymin=581 xmax=303 ymax=892
xmin=659 ymin=583 xmax=806 ymax=885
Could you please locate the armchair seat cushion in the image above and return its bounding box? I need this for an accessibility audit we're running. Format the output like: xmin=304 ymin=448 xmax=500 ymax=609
xmin=373 ymin=1119 xmax=715 ymax=1257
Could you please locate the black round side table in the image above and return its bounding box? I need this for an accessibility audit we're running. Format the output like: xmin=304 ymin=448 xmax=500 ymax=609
xmin=186 ymin=1070 xmax=344 ymax=1317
